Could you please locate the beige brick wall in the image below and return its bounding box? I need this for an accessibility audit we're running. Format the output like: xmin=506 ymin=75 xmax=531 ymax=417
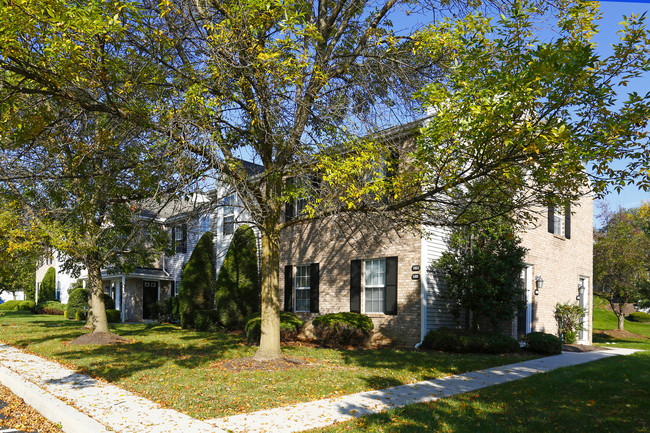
xmin=280 ymin=215 xmax=422 ymax=347
xmin=519 ymin=194 xmax=593 ymax=342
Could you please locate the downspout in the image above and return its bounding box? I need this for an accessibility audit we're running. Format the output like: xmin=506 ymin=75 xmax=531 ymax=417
xmin=416 ymin=226 xmax=428 ymax=349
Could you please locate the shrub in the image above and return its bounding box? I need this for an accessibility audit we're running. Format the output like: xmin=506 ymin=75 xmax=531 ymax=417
xmin=215 ymin=225 xmax=260 ymax=330
xmin=628 ymin=311 xmax=650 ymax=323
xmin=150 ymin=296 xmax=181 ymax=323
xmin=66 ymin=287 xmax=88 ymax=320
xmin=421 ymin=327 xmax=520 ymax=354
xmin=39 ymin=267 xmax=56 ymax=303
xmin=75 ymin=310 xmax=86 ymax=321
xmin=0 ymin=300 xmax=34 ymax=311
xmin=34 ymin=301 xmax=66 ymax=315
xmin=523 ymin=332 xmax=562 ymax=354
xmin=105 ymin=309 xmax=121 ymax=323
xmin=179 ymin=232 xmax=215 ymax=329
xmin=194 ymin=310 xmax=220 ymax=332
xmin=312 ymin=312 xmax=374 ymax=347
xmin=245 ymin=312 xmax=303 ymax=344
xmin=554 ymin=303 xmax=587 ymax=343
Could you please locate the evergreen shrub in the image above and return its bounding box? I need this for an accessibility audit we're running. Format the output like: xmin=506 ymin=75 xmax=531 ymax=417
xmin=523 ymin=332 xmax=562 ymax=354
xmin=39 ymin=267 xmax=56 ymax=303
xmin=312 ymin=312 xmax=374 ymax=347
xmin=105 ymin=309 xmax=121 ymax=323
xmin=422 ymin=327 xmax=520 ymax=353
xmin=194 ymin=310 xmax=220 ymax=332
xmin=628 ymin=311 xmax=650 ymax=323
xmin=179 ymin=232 xmax=215 ymax=329
xmin=245 ymin=312 xmax=303 ymax=343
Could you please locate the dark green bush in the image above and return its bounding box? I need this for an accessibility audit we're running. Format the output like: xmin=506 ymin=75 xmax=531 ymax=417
xmin=194 ymin=310 xmax=221 ymax=332
xmin=34 ymin=301 xmax=65 ymax=315
xmin=0 ymin=300 xmax=35 ymax=311
xmin=66 ymin=287 xmax=88 ymax=320
xmin=105 ymin=309 xmax=121 ymax=323
xmin=215 ymin=225 xmax=260 ymax=330
xmin=422 ymin=327 xmax=520 ymax=354
xmin=179 ymin=232 xmax=215 ymax=329
xmin=39 ymin=267 xmax=56 ymax=303
xmin=312 ymin=312 xmax=374 ymax=347
xmin=245 ymin=312 xmax=303 ymax=344
xmin=628 ymin=311 xmax=650 ymax=323
xmin=150 ymin=296 xmax=181 ymax=323
xmin=75 ymin=310 xmax=86 ymax=321
xmin=523 ymin=332 xmax=562 ymax=354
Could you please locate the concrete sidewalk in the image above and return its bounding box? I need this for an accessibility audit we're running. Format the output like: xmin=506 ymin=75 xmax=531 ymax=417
xmin=0 ymin=344 xmax=639 ymax=433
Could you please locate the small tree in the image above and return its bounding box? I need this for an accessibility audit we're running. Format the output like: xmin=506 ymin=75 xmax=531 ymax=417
xmin=39 ymin=267 xmax=56 ymax=303
xmin=594 ymin=206 xmax=650 ymax=330
xmin=435 ymin=218 xmax=528 ymax=331
xmin=554 ymin=302 xmax=587 ymax=344
xmin=215 ymin=225 xmax=260 ymax=329
xmin=179 ymin=231 xmax=215 ymax=329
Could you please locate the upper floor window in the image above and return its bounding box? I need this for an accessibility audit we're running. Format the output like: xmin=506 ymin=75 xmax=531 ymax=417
xmin=223 ymin=194 xmax=236 ymax=235
xmin=548 ymin=205 xmax=571 ymax=239
xmin=171 ymin=224 xmax=187 ymax=253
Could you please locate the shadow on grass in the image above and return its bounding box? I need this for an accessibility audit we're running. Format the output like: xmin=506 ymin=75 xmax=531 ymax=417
xmin=318 ymin=352 xmax=650 ymax=433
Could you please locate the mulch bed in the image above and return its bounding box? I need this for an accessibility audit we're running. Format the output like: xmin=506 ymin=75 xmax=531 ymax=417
xmin=594 ymin=329 xmax=649 ymax=340
xmin=214 ymin=356 xmax=315 ymax=372
xmin=562 ymin=343 xmax=604 ymax=352
xmin=68 ymin=332 xmax=131 ymax=346
xmin=0 ymin=383 xmax=61 ymax=433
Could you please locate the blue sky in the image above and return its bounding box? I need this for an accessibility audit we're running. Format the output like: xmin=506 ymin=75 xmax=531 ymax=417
xmin=593 ymin=1 xmax=650 ymax=211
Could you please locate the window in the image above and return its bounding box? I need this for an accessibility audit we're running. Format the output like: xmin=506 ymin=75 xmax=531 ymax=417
xmin=172 ymin=224 xmax=187 ymax=253
xmin=55 ymin=281 xmax=61 ymax=301
xmin=199 ymin=215 xmax=210 ymax=233
xmin=223 ymin=194 xmax=236 ymax=235
xmin=548 ymin=205 xmax=571 ymax=239
xmin=364 ymin=259 xmax=386 ymax=314
xmin=294 ymin=265 xmax=311 ymax=312
xmin=172 ymin=278 xmax=181 ymax=297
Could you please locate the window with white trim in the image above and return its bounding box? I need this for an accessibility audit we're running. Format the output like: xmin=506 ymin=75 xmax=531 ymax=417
xmin=223 ymin=194 xmax=236 ymax=235
xmin=364 ymin=259 xmax=385 ymax=314
xmin=294 ymin=265 xmax=311 ymax=312
xmin=551 ymin=208 xmax=564 ymax=236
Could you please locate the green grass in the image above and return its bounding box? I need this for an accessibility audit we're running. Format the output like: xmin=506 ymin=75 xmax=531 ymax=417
xmin=310 ymin=297 xmax=650 ymax=432
xmin=0 ymin=312 xmax=534 ymax=419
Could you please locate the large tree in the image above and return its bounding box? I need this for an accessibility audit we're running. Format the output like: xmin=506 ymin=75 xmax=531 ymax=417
xmin=2 ymin=0 xmax=649 ymax=358
xmin=594 ymin=205 xmax=650 ymax=330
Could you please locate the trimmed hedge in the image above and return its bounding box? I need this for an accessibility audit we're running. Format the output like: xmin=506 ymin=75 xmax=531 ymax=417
xmin=523 ymin=332 xmax=562 ymax=354
xmin=106 ymin=309 xmax=121 ymax=323
xmin=245 ymin=312 xmax=303 ymax=344
xmin=195 ymin=310 xmax=220 ymax=332
xmin=0 ymin=300 xmax=35 ymax=311
xmin=628 ymin=311 xmax=650 ymax=323
xmin=66 ymin=287 xmax=116 ymax=320
xmin=312 ymin=312 xmax=374 ymax=347
xmin=34 ymin=301 xmax=66 ymax=315
xmin=422 ymin=327 xmax=520 ymax=354
xmin=179 ymin=231 xmax=215 ymax=329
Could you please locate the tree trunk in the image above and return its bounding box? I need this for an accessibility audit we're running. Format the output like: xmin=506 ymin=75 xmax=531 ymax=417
xmin=254 ymin=221 xmax=282 ymax=360
xmin=85 ymin=255 xmax=109 ymax=333
xmin=618 ymin=312 xmax=625 ymax=331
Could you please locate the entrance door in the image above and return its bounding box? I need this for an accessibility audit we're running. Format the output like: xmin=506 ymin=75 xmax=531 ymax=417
xmin=517 ymin=266 xmax=533 ymax=339
xmin=578 ymin=277 xmax=589 ymax=344
xmin=142 ymin=281 xmax=159 ymax=319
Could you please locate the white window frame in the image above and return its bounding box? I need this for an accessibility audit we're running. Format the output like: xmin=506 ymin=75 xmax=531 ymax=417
xmin=364 ymin=258 xmax=386 ymax=314
xmin=294 ymin=265 xmax=311 ymax=313
xmin=223 ymin=194 xmax=236 ymax=235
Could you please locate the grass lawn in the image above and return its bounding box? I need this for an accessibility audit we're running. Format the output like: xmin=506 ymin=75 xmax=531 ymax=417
xmin=311 ymin=298 xmax=650 ymax=432
xmin=0 ymin=312 xmax=535 ymax=419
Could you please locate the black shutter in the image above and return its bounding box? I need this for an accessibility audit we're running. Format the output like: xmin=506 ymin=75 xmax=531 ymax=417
xmin=310 ymin=263 xmax=319 ymax=313
xmin=181 ymin=224 xmax=187 ymax=253
xmin=285 ymin=177 xmax=295 ymax=222
xmin=170 ymin=227 xmax=175 ymax=250
xmin=564 ymin=205 xmax=571 ymax=239
xmin=284 ymin=265 xmax=293 ymax=312
xmin=547 ymin=207 xmax=554 ymax=234
xmin=385 ymin=256 xmax=398 ymax=315
xmin=350 ymin=260 xmax=361 ymax=313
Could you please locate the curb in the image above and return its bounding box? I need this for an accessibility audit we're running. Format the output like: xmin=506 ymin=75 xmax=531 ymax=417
xmin=0 ymin=365 xmax=111 ymax=433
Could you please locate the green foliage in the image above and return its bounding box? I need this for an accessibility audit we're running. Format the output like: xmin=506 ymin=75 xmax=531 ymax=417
xmin=594 ymin=206 xmax=650 ymax=329
xmin=554 ymin=303 xmax=587 ymax=343
xmin=150 ymin=296 xmax=181 ymax=323
xmin=0 ymin=300 xmax=35 ymax=311
xmin=75 ymin=310 xmax=86 ymax=321
xmin=422 ymin=327 xmax=520 ymax=354
xmin=34 ymin=301 xmax=66 ymax=315
xmin=179 ymin=231 xmax=216 ymax=329
xmin=434 ymin=218 xmax=527 ymax=330
xmin=523 ymin=332 xmax=562 ymax=354
xmin=245 ymin=312 xmax=303 ymax=344
xmin=105 ymin=309 xmax=121 ymax=323
xmin=627 ymin=311 xmax=650 ymax=323
xmin=312 ymin=313 xmax=374 ymax=347
xmin=215 ymin=225 xmax=260 ymax=330
xmin=194 ymin=310 xmax=221 ymax=332
xmin=66 ymin=287 xmax=88 ymax=320
xmin=39 ymin=267 xmax=56 ymax=303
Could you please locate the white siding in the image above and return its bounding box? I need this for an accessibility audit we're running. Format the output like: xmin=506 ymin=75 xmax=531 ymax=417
xmin=421 ymin=227 xmax=464 ymax=334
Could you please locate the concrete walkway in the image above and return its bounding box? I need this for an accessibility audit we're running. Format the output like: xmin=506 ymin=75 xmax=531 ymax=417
xmin=0 ymin=344 xmax=639 ymax=433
